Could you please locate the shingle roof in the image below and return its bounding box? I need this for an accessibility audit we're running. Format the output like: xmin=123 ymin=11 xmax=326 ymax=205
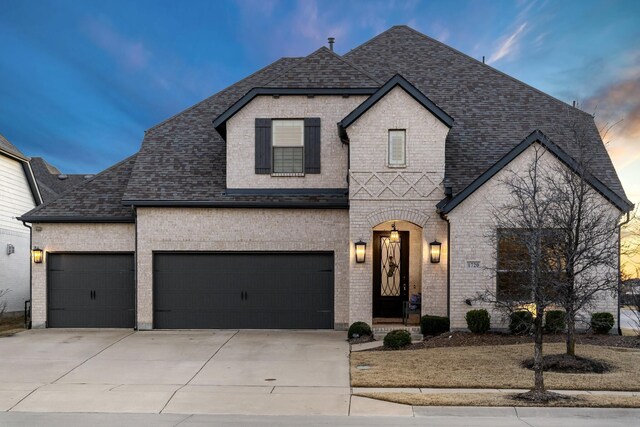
xmin=20 ymin=155 xmax=136 ymax=222
xmin=0 ymin=133 xmax=28 ymax=160
xmin=29 ymin=157 xmax=90 ymax=204
xmin=25 ymin=25 xmax=629 ymax=220
xmin=122 ymin=57 xmax=301 ymax=203
xmin=343 ymin=26 xmax=628 ymax=203
xmin=265 ymin=47 xmax=380 ymax=88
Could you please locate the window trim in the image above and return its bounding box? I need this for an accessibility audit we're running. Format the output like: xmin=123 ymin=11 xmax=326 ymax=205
xmin=387 ymin=129 xmax=407 ymax=168
xmin=271 ymin=119 xmax=305 ymax=176
xmin=495 ymin=228 xmax=565 ymax=302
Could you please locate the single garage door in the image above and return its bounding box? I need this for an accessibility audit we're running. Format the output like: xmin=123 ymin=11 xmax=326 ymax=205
xmin=153 ymin=252 xmax=334 ymax=329
xmin=48 ymin=253 xmax=135 ymax=328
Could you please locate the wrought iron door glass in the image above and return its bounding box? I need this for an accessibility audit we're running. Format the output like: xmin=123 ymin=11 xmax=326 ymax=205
xmin=380 ymin=236 xmax=401 ymax=296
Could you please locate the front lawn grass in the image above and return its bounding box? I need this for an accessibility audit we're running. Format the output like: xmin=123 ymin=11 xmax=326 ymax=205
xmin=357 ymin=392 xmax=640 ymax=408
xmin=351 ymin=343 xmax=640 ymax=391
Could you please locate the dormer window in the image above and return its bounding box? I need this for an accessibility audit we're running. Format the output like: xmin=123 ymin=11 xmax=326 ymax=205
xmin=388 ymin=130 xmax=406 ymax=167
xmin=272 ymin=120 xmax=304 ymax=174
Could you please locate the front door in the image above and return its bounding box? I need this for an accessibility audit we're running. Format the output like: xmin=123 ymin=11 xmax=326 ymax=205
xmin=373 ymin=231 xmax=409 ymax=318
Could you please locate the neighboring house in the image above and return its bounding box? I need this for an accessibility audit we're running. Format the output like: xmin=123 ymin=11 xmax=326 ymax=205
xmin=0 ymin=134 xmax=41 ymax=315
xmin=20 ymin=26 xmax=632 ymax=331
xmin=29 ymin=157 xmax=91 ymax=203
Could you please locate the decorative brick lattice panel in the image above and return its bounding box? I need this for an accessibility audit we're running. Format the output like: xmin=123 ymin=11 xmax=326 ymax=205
xmin=350 ymin=171 xmax=441 ymax=200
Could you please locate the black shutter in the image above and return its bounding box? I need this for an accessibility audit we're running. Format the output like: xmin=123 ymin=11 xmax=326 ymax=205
xmin=255 ymin=118 xmax=272 ymax=174
xmin=304 ymin=118 xmax=321 ymax=174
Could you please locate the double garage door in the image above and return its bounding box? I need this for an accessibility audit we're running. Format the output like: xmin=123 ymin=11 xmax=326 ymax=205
xmin=153 ymin=252 xmax=334 ymax=329
xmin=47 ymin=252 xmax=334 ymax=329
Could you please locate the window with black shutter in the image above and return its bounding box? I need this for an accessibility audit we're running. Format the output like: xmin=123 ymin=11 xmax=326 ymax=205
xmin=254 ymin=118 xmax=321 ymax=175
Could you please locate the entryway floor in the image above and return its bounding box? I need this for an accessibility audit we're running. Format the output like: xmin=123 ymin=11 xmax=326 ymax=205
xmin=0 ymin=329 xmax=351 ymax=415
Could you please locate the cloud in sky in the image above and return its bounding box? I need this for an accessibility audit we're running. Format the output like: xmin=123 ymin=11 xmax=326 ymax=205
xmin=488 ymin=22 xmax=528 ymax=63
xmin=82 ymin=17 xmax=151 ymax=71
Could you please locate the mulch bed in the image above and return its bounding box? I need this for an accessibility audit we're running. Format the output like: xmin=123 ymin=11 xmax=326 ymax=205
xmin=522 ymin=354 xmax=612 ymax=374
xmin=366 ymin=330 xmax=640 ymax=351
xmin=348 ymin=334 xmax=375 ymax=345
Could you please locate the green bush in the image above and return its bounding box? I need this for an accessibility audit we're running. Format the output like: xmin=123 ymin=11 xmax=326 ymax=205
xmin=420 ymin=315 xmax=450 ymax=336
xmin=383 ymin=330 xmax=412 ymax=349
xmin=509 ymin=311 xmax=533 ymax=335
xmin=465 ymin=309 xmax=491 ymax=334
xmin=545 ymin=310 xmax=566 ymax=333
xmin=591 ymin=312 xmax=614 ymax=334
xmin=348 ymin=321 xmax=372 ymax=339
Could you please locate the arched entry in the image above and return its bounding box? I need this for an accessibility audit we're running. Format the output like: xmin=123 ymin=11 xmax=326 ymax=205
xmin=371 ymin=219 xmax=424 ymax=323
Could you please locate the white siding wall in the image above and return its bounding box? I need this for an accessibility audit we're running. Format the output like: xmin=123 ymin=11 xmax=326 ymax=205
xmin=0 ymin=154 xmax=35 ymax=313
xmin=0 ymin=155 xmax=34 ymax=232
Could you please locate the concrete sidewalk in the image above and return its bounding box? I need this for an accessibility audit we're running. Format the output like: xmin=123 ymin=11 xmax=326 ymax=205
xmin=1 ymin=408 xmax=639 ymax=426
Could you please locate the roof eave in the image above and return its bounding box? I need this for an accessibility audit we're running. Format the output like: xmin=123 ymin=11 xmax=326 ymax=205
xmin=338 ymin=74 xmax=454 ymax=134
xmin=440 ymin=130 xmax=634 ymax=215
xmin=212 ymin=87 xmax=379 ymax=137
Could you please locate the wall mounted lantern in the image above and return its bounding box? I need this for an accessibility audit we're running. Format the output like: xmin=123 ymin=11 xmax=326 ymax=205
xmin=355 ymin=240 xmax=366 ymax=263
xmin=389 ymin=222 xmax=400 ymax=243
xmin=429 ymin=240 xmax=442 ymax=263
xmin=32 ymin=247 xmax=43 ymax=264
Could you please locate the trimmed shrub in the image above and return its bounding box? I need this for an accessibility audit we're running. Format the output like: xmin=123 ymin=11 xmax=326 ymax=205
xmin=465 ymin=309 xmax=491 ymax=334
xmin=420 ymin=315 xmax=450 ymax=336
xmin=591 ymin=312 xmax=614 ymax=334
xmin=509 ymin=311 xmax=533 ymax=335
xmin=545 ymin=310 xmax=566 ymax=333
xmin=348 ymin=321 xmax=372 ymax=339
xmin=383 ymin=329 xmax=412 ymax=349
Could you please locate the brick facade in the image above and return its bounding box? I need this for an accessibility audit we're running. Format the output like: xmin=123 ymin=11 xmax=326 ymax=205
xmin=346 ymin=86 xmax=451 ymax=324
xmin=446 ymin=144 xmax=620 ymax=329
xmin=30 ymin=223 xmax=135 ymax=328
xmin=226 ymin=95 xmax=366 ymax=189
xmin=135 ymin=207 xmax=349 ymax=330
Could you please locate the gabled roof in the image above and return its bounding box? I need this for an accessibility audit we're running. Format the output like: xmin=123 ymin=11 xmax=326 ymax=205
xmin=343 ymin=25 xmax=628 ymax=203
xmin=0 ymin=133 xmax=42 ymax=205
xmin=212 ymin=47 xmax=381 ymax=136
xmin=338 ymin=74 xmax=453 ymax=142
xmin=29 ymin=157 xmax=90 ymax=203
xmin=437 ymin=130 xmax=633 ymax=214
xmin=0 ymin=133 xmax=28 ymax=161
xmin=27 ymin=25 xmax=627 ymax=221
xmin=20 ymin=155 xmax=137 ymax=223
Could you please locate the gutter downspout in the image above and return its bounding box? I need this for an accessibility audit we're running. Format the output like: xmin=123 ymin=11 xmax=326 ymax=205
xmin=618 ymin=211 xmax=631 ymax=336
xmin=133 ymin=205 xmax=138 ymax=331
xmin=21 ymin=221 xmax=32 ymax=329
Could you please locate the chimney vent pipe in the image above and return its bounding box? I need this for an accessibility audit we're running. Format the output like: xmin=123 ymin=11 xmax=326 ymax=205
xmin=328 ymin=37 xmax=335 ymax=51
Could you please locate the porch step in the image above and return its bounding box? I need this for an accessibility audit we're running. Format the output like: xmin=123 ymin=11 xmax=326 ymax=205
xmin=373 ymin=325 xmax=423 ymax=342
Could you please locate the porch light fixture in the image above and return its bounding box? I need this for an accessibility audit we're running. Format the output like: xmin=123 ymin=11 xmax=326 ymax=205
xmin=429 ymin=240 xmax=442 ymax=263
xmin=389 ymin=223 xmax=400 ymax=243
xmin=32 ymin=247 xmax=43 ymax=264
xmin=355 ymin=240 xmax=366 ymax=263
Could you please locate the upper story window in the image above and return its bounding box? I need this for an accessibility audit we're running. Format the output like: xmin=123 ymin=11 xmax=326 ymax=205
xmin=388 ymin=130 xmax=406 ymax=167
xmin=255 ymin=118 xmax=320 ymax=176
xmin=272 ymin=120 xmax=304 ymax=174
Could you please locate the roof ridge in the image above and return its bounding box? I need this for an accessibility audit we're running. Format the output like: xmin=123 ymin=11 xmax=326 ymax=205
xmin=353 ymin=25 xmax=593 ymax=119
xmin=22 ymin=153 xmax=137 ymax=217
xmin=315 ymin=46 xmax=383 ymax=85
xmin=264 ymin=46 xmax=382 ymax=87
xmin=146 ymin=57 xmax=301 ymax=133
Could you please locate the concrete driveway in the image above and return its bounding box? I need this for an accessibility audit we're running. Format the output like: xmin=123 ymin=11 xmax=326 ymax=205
xmin=0 ymin=329 xmax=350 ymax=415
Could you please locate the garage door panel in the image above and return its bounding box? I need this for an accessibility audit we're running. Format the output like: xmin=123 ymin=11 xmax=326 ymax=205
xmin=153 ymin=252 xmax=334 ymax=329
xmin=47 ymin=254 xmax=135 ymax=328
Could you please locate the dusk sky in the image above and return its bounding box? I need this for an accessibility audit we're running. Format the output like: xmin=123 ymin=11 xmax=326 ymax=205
xmin=1 ymin=0 xmax=639 ymax=206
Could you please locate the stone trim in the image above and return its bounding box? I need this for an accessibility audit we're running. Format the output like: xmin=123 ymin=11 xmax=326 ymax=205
xmin=366 ymin=207 xmax=430 ymax=228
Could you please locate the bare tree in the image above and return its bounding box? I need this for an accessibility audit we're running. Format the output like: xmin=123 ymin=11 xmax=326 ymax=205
xmin=477 ymin=145 xmax=558 ymax=397
xmin=543 ymin=121 xmax=622 ymax=356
